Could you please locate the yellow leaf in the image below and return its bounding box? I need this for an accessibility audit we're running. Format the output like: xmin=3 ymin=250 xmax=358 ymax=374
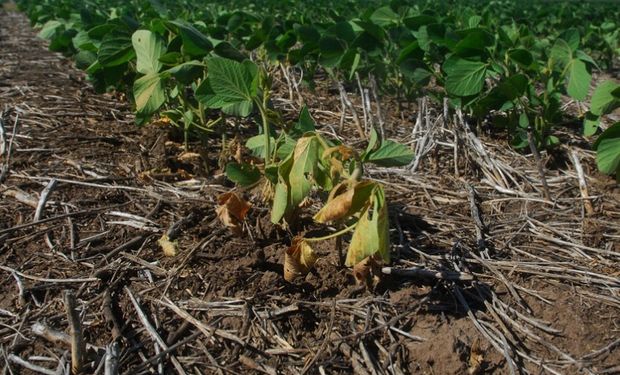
xmin=315 ymin=180 xmax=376 ymax=223
xmin=345 ymin=185 xmax=390 ymax=266
xmin=158 ymin=234 xmax=177 ymax=257
xmin=284 ymin=237 xmax=318 ymax=281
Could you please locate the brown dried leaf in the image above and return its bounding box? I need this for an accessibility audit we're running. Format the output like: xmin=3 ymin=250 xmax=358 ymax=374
xmin=284 ymin=237 xmax=318 ymax=282
xmin=322 ymin=145 xmax=355 ymax=161
xmin=178 ymin=152 xmax=202 ymax=161
xmin=216 ymin=192 xmax=252 ymax=235
xmin=352 ymin=256 xmax=382 ymax=289
xmin=314 ymin=180 xmax=376 ymax=224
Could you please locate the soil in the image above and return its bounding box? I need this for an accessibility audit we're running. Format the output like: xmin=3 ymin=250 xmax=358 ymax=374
xmin=1 ymin=8 xmax=619 ymax=375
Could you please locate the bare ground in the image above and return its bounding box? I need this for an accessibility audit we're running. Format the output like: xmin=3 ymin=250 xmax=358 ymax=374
xmin=1 ymin=9 xmax=619 ymax=375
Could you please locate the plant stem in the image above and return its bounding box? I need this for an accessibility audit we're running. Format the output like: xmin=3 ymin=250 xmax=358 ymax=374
xmin=257 ymin=104 xmax=271 ymax=166
xmin=305 ymin=222 xmax=357 ymax=242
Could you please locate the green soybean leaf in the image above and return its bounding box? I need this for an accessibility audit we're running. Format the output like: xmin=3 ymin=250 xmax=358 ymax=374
xmin=206 ymin=57 xmax=258 ymax=104
xmin=165 ymin=61 xmax=203 ymax=83
xmin=72 ymin=30 xmax=95 ymax=51
xmin=222 ymin=100 xmax=254 ymax=117
xmin=559 ymin=28 xmax=580 ymax=51
xmin=98 ymin=35 xmax=135 ymax=67
xmin=566 ymin=59 xmax=591 ymax=101
xmin=590 ymin=81 xmax=620 ymax=116
xmin=158 ymin=52 xmax=182 ymax=65
xmin=365 ymin=127 xmax=379 ymax=157
xmin=327 ymin=21 xmax=356 ymax=43
xmin=454 ymin=29 xmax=493 ymax=56
xmin=38 ymin=20 xmax=63 ymax=39
xmin=87 ymin=23 xmax=116 ymax=39
xmin=550 ymin=39 xmax=572 ymax=68
xmin=214 ymin=41 xmax=247 ymax=62
xmin=467 ymin=15 xmax=482 ymax=28
xmin=169 ymin=20 xmax=213 ymax=57
xmin=340 ymin=49 xmax=361 ymax=80
xmin=289 ymin=106 xmax=315 ymax=138
xmin=444 ymin=57 xmax=487 ymax=97
xmin=318 ymin=36 xmax=346 ymax=68
xmin=370 ymin=6 xmax=399 ymax=27
xmin=271 ymin=152 xmax=295 ymax=224
xmin=508 ymin=49 xmax=533 ymax=68
xmin=277 ymin=136 xmax=297 ymax=160
xmin=367 ymin=140 xmax=414 ymax=167
xmin=133 ymin=73 xmax=165 ymax=115
xmin=397 ymin=41 xmax=424 ymax=64
xmin=132 ymin=30 xmax=165 ymax=75
xmin=576 ymin=50 xmax=597 ymax=68
xmin=75 ymin=50 xmax=97 ymax=70
xmin=295 ymin=24 xmax=320 ymax=43
xmin=225 ymin=162 xmax=261 ymax=186
xmin=583 ymin=112 xmax=600 ymax=137
xmin=289 ymin=135 xmax=320 ymax=209
xmin=246 ymin=134 xmax=276 ymax=158
xmin=594 ymin=122 xmax=620 ymax=180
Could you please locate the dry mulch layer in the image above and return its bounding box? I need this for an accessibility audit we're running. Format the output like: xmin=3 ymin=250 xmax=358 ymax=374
xmin=1 ymin=9 xmax=619 ymax=375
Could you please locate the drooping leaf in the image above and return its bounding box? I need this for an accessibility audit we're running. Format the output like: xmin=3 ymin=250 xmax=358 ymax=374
xmin=366 ymin=140 xmax=414 ymax=167
xmin=288 ymin=135 xmax=320 ymax=209
xmin=443 ymin=57 xmax=487 ymax=97
xmin=346 ymin=185 xmax=390 ymax=266
xmin=214 ymin=41 xmax=247 ymax=61
xmin=165 ymin=61 xmax=203 ymax=83
xmin=38 ymin=20 xmax=63 ymax=39
xmin=550 ymin=38 xmax=572 ymax=68
xmin=132 ymin=29 xmax=165 ymax=75
xmin=365 ymin=127 xmax=379 ymax=156
xmin=98 ymin=35 xmax=135 ymax=67
xmin=314 ymin=180 xmax=376 ymax=223
xmin=168 ymin=20 xmax=213 ymax=57
xmin=225 ymin=162 xmax=261 ymax=186
xmin=133 ymin=73 xmax=165 ymax=115
xmin=271 ymin=152 xmax=294 ymax=224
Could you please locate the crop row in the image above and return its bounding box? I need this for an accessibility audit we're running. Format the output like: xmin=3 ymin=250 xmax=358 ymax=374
xmin=13 ymin=0 xmax=620 ymax=279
